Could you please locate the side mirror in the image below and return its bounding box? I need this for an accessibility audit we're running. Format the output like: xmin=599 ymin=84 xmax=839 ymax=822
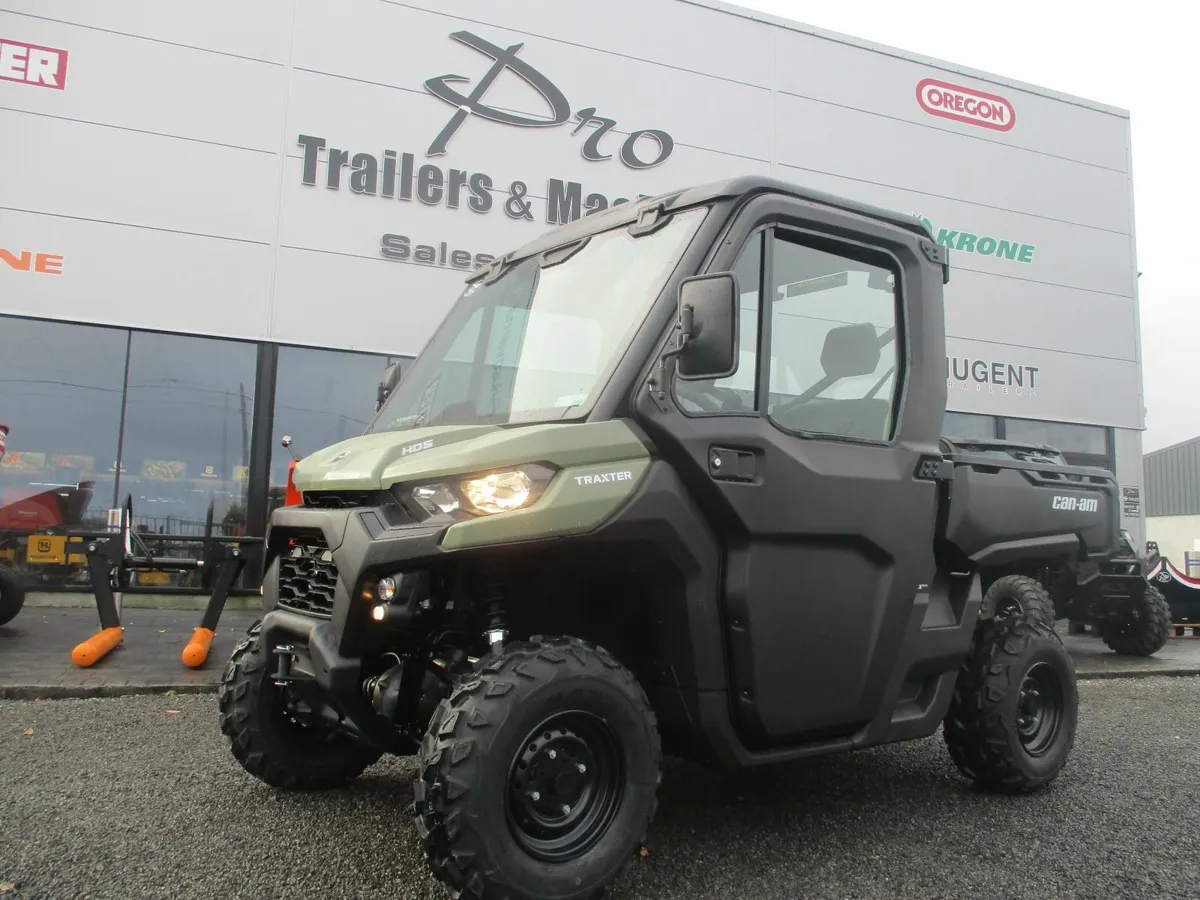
xmin=676 ymin=272 xmax=739 ymax=380
xmin=377 ymin=362 xmax=402 ymax=411
xmin=281 ymin=435 xmax=300 ymax=461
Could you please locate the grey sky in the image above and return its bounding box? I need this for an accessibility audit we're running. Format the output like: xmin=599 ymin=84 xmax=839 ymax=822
xmin=726 ymin=0 xmax=1197 ymax=453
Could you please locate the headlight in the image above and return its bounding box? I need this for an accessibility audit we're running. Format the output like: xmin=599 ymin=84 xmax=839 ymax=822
xmin=411 ymin=483 xmax=460 ymax=516
xmin=461 ymin=469 xmax=533 ymax=515
xmin=400 ymin=463 xmax=556 ymax=519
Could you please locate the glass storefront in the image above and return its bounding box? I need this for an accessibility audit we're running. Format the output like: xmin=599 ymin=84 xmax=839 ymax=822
xmin=0 ymin=318 xmax=128 ymax=588
xmin=122 ymin=331 xmax=258 ymax=537
xmin=0 ymin=314 xmax=403 ymax=592
xmin=1003 ymin=417 xmax=1109 ymax=461
xmin=943 ymin=411 xmax=998 ymax=441
xmin=942 ymin=409 xmax=1113 ymax=469
xmin=0 ymin=311 xmax=1118 ymax=593
xmin=268 ymin=345 xmax=408 ymax=517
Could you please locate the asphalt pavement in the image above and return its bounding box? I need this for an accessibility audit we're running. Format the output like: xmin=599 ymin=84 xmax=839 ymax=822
xmin=1 ymin=677 xmax=1198 ymax=900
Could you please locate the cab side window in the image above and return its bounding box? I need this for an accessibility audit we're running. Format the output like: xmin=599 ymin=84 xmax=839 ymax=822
xmin=673 ymin=232 xmax=763 ymax=415
xmin=766 ymin=233 xmax=901 ymax=442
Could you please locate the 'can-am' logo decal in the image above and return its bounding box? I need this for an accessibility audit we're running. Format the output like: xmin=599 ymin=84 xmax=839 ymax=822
xmin=916 ymin=78 xmax=1015 ymax=132
xmin=1053 ymin=495 xmax=1099 ymax=513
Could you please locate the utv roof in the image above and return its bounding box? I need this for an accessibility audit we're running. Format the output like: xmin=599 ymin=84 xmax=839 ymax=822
xmin=474 ymin=174 xmax=933 ymax=279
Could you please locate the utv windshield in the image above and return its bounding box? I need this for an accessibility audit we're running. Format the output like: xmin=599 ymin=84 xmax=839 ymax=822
xmin=369 ymin=206 xmax=708 ymax=433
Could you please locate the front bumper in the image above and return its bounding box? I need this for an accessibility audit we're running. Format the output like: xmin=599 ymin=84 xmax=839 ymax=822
xmin=262 ymin=505 xmax=447 ymax=658
xmin=258 ymin=607 xmax=404 ymax=750
xmin=257 ymin=505 xmax=452 ymax=751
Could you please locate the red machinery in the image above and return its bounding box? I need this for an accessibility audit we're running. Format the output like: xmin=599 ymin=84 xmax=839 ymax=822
xmin=0 ymin=479 xmax=96 ymax=533
xmin=0 ymin=421 xmax=97 ymax=572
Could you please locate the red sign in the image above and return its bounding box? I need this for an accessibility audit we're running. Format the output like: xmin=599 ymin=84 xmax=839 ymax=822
xmin=0 ymin=248 xmax=64 ymax=275
xmin=0 ymin=37 xmax=68 ymax=90
xmin=916 ymin=78 xmax=1015 ymax=132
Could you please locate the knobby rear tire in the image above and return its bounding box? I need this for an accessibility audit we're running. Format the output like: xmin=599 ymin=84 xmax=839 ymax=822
xmin=1098 ymin=584 xmax=1172 ymax=657
xmin=943 ymin=612 xmax=1078 ymax=793
xmin=983 ymin=573 xmax=1057 ymax=628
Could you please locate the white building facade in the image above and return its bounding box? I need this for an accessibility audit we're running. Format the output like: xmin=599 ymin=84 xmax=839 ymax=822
xmin=0 ymin=0 xmax=1145 ymax=588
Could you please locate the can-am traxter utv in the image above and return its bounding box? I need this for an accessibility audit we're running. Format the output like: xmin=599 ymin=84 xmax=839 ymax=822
xmin=218 ymin=176 xmax=1119 ymax=900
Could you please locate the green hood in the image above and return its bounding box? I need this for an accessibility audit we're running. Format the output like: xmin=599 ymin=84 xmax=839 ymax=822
xmin=291 ymin=420 xmax=650 ymax=494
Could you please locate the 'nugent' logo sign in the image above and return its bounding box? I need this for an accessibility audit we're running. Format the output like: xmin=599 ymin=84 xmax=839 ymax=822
xmin=947 ymin=357 xmax=1039 ymax=396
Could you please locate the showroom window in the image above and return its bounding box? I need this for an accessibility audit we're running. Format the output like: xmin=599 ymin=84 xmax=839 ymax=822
xmin=115 ymin=331 xmax=260 ymax=587
xmin=943 ymin=411 xmax=997 ymax=440
xmin=121 ymin=330 xmax=259 ymax=531
xmin=1001 ymin=417 xmax=1112 ymax=468
xmin=0 ymin=317 xmax=128 ymax=588
xmin=268 ymin=345 xmax=408 ymax=516
xmin=1 ymin=315 xmax=414 ymax=592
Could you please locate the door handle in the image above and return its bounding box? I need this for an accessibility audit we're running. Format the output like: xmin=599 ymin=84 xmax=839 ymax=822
xmin=709 ymin=446 xmax=756 ymax=482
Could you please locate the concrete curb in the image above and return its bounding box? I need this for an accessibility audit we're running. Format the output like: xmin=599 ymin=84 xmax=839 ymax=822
xmin=0 ymin=683 xmax=220 ymax=701
xmin=1076 ymin=668 xmax=1200 ymax=681
xmin=25 ymin=592 xmax=260 ymax=612
xmin=3 ymin=667 xmax=1198 ymax=701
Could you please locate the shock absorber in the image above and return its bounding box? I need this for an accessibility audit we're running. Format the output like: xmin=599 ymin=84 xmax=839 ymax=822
xmin=480 ymin=572 xmax=508 ymax=652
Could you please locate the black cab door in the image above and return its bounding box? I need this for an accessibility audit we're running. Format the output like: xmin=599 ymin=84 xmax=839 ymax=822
xmin=635 ymin=193 xmax=947 ymax=750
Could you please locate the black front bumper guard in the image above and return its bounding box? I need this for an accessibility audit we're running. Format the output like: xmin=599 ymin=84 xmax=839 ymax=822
xmin=259 ymin=508 xmax=453 ymax=754
xmin=260 ymin=608 xmax=410 ymax=752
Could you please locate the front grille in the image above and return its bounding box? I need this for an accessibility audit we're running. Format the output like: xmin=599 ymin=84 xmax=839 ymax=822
xmin=277 ymin=535 xmax=338 ymax=618
xmin=303 ymin=490 xmax=385 ymax=509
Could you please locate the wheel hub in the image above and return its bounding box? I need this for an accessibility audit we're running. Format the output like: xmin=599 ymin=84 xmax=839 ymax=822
xmin=1015 ymin=662 xmax=1064 ymax=757
xmin=506 ymin=712 xmax=624 ymax=863
xmin=517 ymin=729 xmax=595 ymax=819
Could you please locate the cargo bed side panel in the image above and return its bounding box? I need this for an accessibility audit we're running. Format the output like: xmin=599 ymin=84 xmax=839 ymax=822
xmin=942 ymin=455 xmax=1119 ymax=566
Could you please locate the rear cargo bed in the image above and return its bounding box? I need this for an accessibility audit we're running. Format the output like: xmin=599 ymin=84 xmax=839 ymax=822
xmin=937 ymin=438 xmax=1119 ymax=568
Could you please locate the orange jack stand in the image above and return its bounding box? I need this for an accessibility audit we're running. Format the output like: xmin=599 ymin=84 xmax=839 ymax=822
xmin=180 ymin=528 xmax=260 ymax=669
xmin=182 ymin=627 xmax=216 ymax=668
xmin=71 ymin=500 xmax=130 ymax=668
xmin=72 ymin=626 xmax=124 ymax=667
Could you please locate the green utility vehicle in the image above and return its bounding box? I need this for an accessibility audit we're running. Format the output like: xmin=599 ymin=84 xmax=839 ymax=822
xmin=219 ymin=176 xmax=1105 ymax=900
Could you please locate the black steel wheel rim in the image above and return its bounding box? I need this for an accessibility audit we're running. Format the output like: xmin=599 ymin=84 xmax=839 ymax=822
xmin=1015 ymin=662 xmax=1065 ymax=757
xmin=505 ymin=711 xmax=625 ymax=863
